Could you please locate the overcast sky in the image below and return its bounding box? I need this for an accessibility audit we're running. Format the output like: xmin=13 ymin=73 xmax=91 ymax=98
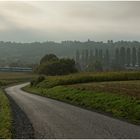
xmin=0 ymin=1 xmax=140 ymax=42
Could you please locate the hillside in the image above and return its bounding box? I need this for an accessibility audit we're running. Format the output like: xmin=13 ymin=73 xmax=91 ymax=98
xmin=0 ymin=40 xmax=140 ymax=66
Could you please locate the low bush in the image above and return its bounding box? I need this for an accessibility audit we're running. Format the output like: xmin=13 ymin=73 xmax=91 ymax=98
xmin=30 ymin=75 xmax=45 ymax=86
xmin=37 ymin=56 xmax=78 ymax=76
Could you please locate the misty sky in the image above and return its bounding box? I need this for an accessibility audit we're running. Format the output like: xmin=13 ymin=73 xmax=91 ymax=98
xmin=0 ymin=1 xmax=140 ymax=42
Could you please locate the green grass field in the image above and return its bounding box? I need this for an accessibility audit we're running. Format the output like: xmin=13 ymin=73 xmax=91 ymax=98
xmin=0 ymin=72 xmax=37 ymax=87
xmin=24 ymin=71 xmax=140 ymax=124
xmin=0 ymin=89 xmax=12 ymax=139
xmin=0 ymin=72 xmax=36 ymax=80
xmin=68 ymin=80 xmax=140 ymax=99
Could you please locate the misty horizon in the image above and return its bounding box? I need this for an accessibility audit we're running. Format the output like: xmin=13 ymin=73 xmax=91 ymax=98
xmin=0 ymin=39 xmax=140 ymax=44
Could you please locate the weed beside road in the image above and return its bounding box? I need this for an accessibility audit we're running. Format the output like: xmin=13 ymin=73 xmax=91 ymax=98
xmin=0 ymin=72 xmax=37 ymax=138
xmin=0 ymin=89 xmax=12 ymax=139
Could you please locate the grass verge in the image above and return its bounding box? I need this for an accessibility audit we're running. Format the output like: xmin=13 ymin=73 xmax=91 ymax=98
xmin=24 ymin=85 xmax=140 ymax=125
xmin=0 ymin=89 xmax=12 ymax=139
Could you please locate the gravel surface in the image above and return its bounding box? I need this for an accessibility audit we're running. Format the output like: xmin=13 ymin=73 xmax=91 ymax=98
xmin=5 ymin=83 xmax=140 ymax=139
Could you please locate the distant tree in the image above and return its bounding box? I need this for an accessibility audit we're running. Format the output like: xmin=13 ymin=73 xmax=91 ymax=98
xmin=88 ymin=39 xmax=90 ymax=42
xmin=138 ymin=47 xmax=140 ymax=67
xmin=104 ymin=49 xmax=110 ymax=67
xmin=107 ymin=40 xmax=113 ymax=44
xmin=75 ymin=50 xmax=80 ymax=63
xmin=86 ymin=61 xmax=95 ymax=72
xmin=40 ymin=54 xmax=58 ymax=64
xmin=59 ymin=58 xmax=78 ymax=74
xmin=85 ymin=49 xmax=89 ymax=66
xmin=126 ymin=47 xmax=131 ymax=66
xmin=132 ymin=47 xmax=137 ymax=67
xmin=95 ymin=48 xmax=99 ymax=61
xmin=120 ymin=47 xmax=126 ymax=67
xmin=107 ymin=40 xmax=110 ymax=44
xmin=89 ymin=49 xmax=93 ymax=63
xmin=115 ymin=48 xmax=120 ymax=69
xmin=110 ymin=59 xmax=117 ymax=70
xmin=81 ymin=50 xmax=85 ymax=70
xmin=99 ymin=49 xmax=103 ymax=62
xmin=94 ymin=60 xmax=103 ymax=72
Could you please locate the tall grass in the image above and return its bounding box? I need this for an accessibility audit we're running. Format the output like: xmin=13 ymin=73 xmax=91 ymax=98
xmin=34 ymin=71 xmax=140 ymax=88
xmin=0 ymin=89 xmax=12 ymax=138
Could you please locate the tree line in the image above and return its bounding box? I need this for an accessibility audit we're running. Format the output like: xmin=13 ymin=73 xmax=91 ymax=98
xmin=0 ymin=40 xmax=140 ymax=68
xmin=75 ymin=46 xmax=140 ymax=71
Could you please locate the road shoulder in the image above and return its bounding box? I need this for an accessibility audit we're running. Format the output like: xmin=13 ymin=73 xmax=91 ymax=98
xmin=6 ymin=93 xmax=34 ymax=138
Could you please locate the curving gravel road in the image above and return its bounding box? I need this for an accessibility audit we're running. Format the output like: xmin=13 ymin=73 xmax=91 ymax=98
xmin=5 ymin=83 xmax=140 ymax=138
